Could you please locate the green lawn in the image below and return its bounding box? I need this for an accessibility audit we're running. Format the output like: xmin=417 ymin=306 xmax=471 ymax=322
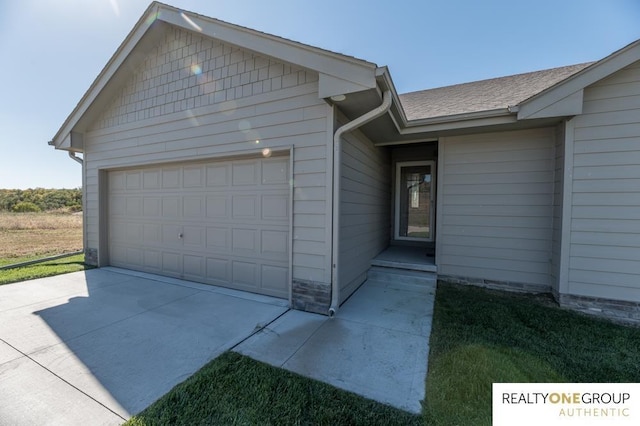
xmin=0 ymin=254 xmax=92 ymax=285
xmin=424 ymin=282 xmax=640 ymax=425
xmin=126 ymin=351 xmax=421 ymax=426
xmin=126 ymin=282 xmax=640 ymax=426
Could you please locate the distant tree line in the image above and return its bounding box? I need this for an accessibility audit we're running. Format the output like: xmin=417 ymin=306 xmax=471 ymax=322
xmin=0 ymin=188 xmax=82 ymax=212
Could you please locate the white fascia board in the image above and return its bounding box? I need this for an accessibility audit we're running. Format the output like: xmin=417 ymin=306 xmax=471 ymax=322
xmin=158 ymin=6 xmax=377 ymax=95
xmin=318 ymin=73 xmax=376 ymax=98
xmin=400 ymin=113 xmax=518 ymax=135
xmin=51 ymin=3 xmax=161 ymax=149
xmin=518 ymin=40 xmax=640 ymax=120
xmin=518 ymin=90 xmax=584 ymax=120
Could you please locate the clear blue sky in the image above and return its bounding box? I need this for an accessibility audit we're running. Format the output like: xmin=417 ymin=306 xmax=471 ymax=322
xmin=1 ymin=0 xmax=639 ymax=189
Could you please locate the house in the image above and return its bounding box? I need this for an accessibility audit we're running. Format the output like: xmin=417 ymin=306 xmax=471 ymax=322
xmin=50 ymin=2 xmax=640 ymax=323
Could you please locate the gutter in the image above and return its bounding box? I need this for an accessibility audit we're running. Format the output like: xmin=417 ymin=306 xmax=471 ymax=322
xmin=329 ymin=89 xmax=392 ymax=317
xmin=68 ymin=151 xmax=83 ymax=165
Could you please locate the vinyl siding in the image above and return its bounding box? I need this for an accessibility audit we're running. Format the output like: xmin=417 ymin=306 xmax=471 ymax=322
xmin=83 ymin=25 xmax=332 ymax=285
xmin=339 ymin=127 xmax=391 ymax=303
xmin=439 ymin=128 xmax=555 ymax=287
xmin=550 ymin=123 xmax=565 ymax=294
xmin=569 ymin=60 xmax=640 ymax=302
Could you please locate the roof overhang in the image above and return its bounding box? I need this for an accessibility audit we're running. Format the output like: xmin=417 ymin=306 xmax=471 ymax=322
xmin=518 ymin=39 xmax=640 ymax=120
xmin=51 ymin=1 xmax=377 ymax=150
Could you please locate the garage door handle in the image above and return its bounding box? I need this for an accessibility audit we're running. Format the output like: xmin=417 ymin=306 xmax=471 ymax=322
xmin=178 ymin=232 xmax=183 ymax=239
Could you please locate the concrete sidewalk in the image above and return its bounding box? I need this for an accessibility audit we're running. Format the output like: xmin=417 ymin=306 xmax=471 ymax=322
xmin=236 ymin=267 xmax=436 ymax=413
xmin=0 ymin=268 xmax=288 ymax=425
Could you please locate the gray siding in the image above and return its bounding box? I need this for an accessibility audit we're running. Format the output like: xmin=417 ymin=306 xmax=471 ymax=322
xmin=339 ymin=127 xmax=391 ymax=303
xmin=83 ymin=25 xmax=333 ymax=285
xmin=570 ymin=60 xmax=640 ymax=302
xmin=550 ymin=123 xmax=565 ymax=295
xmin=439 ymin=128 xmax=555 ymax=287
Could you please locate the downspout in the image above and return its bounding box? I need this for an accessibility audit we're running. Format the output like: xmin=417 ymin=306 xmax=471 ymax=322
xmin=68 ymin=151 xmax=83 ymax=165
xmin=329 ymin=89 xmax=392 ymax=317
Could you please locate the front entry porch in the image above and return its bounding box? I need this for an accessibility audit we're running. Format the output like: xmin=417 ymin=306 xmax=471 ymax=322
xmin=371 ymin=245 xmax=437 ymax=273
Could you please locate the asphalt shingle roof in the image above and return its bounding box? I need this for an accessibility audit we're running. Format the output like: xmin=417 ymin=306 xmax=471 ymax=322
xmin=399 ymin=62 xmax=594 ymax=121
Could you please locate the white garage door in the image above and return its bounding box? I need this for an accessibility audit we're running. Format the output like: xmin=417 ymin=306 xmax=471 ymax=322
xmin=108 ymin=155 xmax=290 ymax=298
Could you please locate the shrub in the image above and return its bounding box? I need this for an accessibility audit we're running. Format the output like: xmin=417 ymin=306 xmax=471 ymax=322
xmin=12 ymin=201 xmax=42 ymax=213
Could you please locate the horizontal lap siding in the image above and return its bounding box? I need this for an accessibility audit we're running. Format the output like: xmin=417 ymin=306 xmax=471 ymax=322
xmin=570 ymin=60 xmax=640 ymax=302
xmin=84 ymin=25 xmax=331 ymax=284
xmin=339 ymin=129 xmax=390 ymax=303
xmin=440 ymin=128 xmax=555 ymax=286
xmin=551 ymin=124 xmax=564 ymax=294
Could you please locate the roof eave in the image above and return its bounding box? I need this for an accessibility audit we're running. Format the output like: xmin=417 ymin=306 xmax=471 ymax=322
xmin=518 ymin=39 xmax=640 ymax=120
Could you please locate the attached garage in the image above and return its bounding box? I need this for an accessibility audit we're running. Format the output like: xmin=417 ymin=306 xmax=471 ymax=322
xmin=107 ymin=154 xmax=291 ymax=299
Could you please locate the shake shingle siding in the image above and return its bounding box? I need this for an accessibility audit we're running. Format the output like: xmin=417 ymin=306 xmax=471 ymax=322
xmin=439 ymin=128 xmax=555 ymax=287
xmin=83 ymin=25 xmax=333 ymax=285
xmin=570 ymin=60 xmax=640 ymax=302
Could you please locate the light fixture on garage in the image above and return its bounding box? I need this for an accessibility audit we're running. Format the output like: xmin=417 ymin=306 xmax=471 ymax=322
xmin=330 ymin=94 xmax=346 ymax=102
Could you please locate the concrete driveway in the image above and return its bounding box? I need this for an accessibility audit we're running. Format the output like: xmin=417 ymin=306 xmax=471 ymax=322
xmin=0 ymin=268 xmax=288 ymax=425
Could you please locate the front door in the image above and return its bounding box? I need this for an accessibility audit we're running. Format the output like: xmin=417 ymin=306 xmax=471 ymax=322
xmin=395 ymin=161 xmax=435 ymax=242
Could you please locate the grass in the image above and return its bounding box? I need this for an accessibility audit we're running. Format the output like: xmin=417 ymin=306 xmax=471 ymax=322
xmin=423 ymin=282 xmax=640 ymax=425
xmin=126 ymin=351 xmax=421 ymax=426
xmin=125 ymin=282 xmax=640 ymax=426
xmin=0 ymin=211 xmax=83 ymax=260
xmin=0 ymin=211 xmax=89 ymax=284
xmin=0 ymin=254 xmax=91 ymax=285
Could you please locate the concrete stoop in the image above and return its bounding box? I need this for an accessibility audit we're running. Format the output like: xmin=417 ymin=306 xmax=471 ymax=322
xmin=367 ymin=266 xmax=437 ymax=293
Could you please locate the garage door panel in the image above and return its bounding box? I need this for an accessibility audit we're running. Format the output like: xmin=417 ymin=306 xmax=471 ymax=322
xmin=126 ymin=172 xmax=142 ymax=190
xmin=109 ymin=171 xmax=126 ymax=191
xmin=206 ymin=227 xmax=229 ymax=250
xmin=143 ymin=250 xmax=161 ymax=270
xmin=206 ymin=164 xmax=229 ymax=187
xmin=143 ymin=223 xmax=161 ymax=244
xmin=162 ymin=224 xmax=182 ymax=247
xmin=125 ymin=197 xmax=142 ymax=217
xmin=143 ymin=197 xmax=161 ymax=217
xmin=232 ymin=161 xmax=259 ymax=186
xmin=183 ymin=166 xmax=204 ymax=187
xmin=262 ymin=158 xmax=289 ymax=184
xmin=162 ymin=168 xmax=181 ymax=188
xmin=206 ymin=258 xmax=230 ymax=282
xmin=143 ymin=169 xmax=161 ymax=189
xmin=232 ymin=228 xmax=257 ymax=254
xmin=261 ymin=230 xmax=288 ymax=260
xmin=162 ymin=197 xmax=180 ymax=218
xmin=206 ymin=196 xmax=229 ymax=219
xmin=109 ymin=155 xmax=290 ymax=299
xmin=232 ymin=260 xmax=257 ymax=287
xmin=183 ymin=196 xmax=203 ymax=218
xmin=183 ymin=255 xmax=204 ymax=278
xmin=262 ymin=265 xmax=288 ymax=293
xmin=232 ymin=195 xmax=258 ymax=219
xmin=262 ymin=195 xmax=288 ymax=220
xmin=183 ymin=226 xmax=205 ymax=247
xmin=162 ymin=252 xmax=181 ymax=274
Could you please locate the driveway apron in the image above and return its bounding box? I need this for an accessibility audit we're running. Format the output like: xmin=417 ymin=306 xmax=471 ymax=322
xmin=0 ymin=268 xmax=287 ymax=425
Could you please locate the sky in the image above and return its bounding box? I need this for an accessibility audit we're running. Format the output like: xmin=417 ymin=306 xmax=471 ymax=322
xmin=1 ymin=0 xmax=639 ymax=189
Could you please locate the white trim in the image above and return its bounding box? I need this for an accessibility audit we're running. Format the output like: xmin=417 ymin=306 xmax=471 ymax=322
xmin=394 ymin=160 xmax=436 ymax=242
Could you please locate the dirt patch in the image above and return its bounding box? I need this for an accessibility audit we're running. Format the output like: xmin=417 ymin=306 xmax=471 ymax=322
xmin=0 ymin=212 xmax=83 ymax=259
